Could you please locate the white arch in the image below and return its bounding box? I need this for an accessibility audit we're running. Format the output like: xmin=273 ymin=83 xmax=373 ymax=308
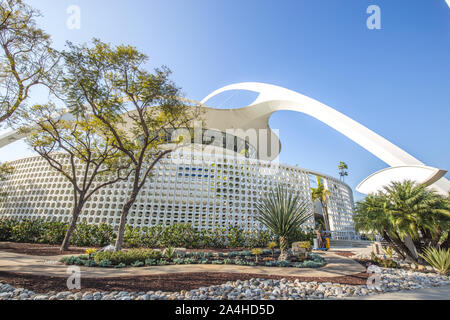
xmin=201 ymin=82 xmax=449 ymax=195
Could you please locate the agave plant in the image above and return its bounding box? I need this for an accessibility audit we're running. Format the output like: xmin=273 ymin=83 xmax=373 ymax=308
xmin=419 ymin=247 xmax=450 ymax=275
xmin=163 ymin=247 xmax=176 ymax=260
xmin=255 ymin=185 xmax=312 ymax=261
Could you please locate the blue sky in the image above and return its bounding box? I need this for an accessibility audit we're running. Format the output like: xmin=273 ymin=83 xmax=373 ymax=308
xmin=1 ymin=0 xmax=449 ymax=200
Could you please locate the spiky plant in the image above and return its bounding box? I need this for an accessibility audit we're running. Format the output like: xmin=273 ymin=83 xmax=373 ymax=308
xmin=255 ymin=185 xmax=312 ymax=261
xmin=419 ymin=247 xmax=450 ymax=275
xmin=164 ymin=247 xmax=176 ymax=260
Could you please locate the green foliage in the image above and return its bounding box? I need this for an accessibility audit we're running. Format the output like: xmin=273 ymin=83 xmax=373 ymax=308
xmin=382 ymin=246 xmax=394 ymax=259
xmin=131 ymin=260 xmax=145 ymax=267
xmin=98 ymin=259 xmax=113 ymax=267
xmin=115 ymin=263 xmax=126 ymax=268
xmin=40 ymin=221 xmax=68 ymax=244
xmin=223 ymin=258 xmax=233 ymax=264
xmin=1 ymin=218 xmax=280 ymax=250
xmin=172 ymin=258 xmax=184 ymax=264
xmin=0 ymin=218 xmax=16 ymax=241
xmin=145 ymin=258 xmax=157 ymax=266
xmin=419 ymin=247 xmax=450 ymax=275
xmin=164 ymin=247 xmax=176 ymax=260
xmin=183 ymin=257 xmax=196 ymax=264
xmin=255 ymin=185 xmax=312 ymax=253
xmin=355 ymin=181 xmax=450 ymax=263
xmin=10 ymin=219 xmax=43 ymax=243
xmin=93 ymin=249 xmax=161 ymax=265
xmin=370 ymin=252 xmax=398 ymax=268
xmin=83 ymin=259 xmax=97 ymax=267
xmin=72 ymin=222 xmax=115 ymax=247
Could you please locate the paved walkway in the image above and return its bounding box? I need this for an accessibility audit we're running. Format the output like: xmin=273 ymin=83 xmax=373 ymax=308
xmin=349 ymin=285 xmax=450 ymax=300
xmin=0 ymin=250 xmax=366 ymax=278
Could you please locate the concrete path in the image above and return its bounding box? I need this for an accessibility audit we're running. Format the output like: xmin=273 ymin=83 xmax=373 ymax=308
xmin=0 ymin=250 xmax=366 ymax=278
xmin=349 ymin=285 xmax=450 ymax=300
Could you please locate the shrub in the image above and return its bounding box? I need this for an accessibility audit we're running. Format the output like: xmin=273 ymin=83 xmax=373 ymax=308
xmin=40 ymin=221 xmax=68 ymax=244
xmin=98 ymin=259 xmax=113 ymax=267
xmin=173 ymin=258 xmax=184 ymax=264
xmin=10 ymin=219 xmax=43 ymax=243
xmin=223 ymin=258 xmax=233 ymax=264
xmin=83 ymin=260 xmax=97 ymax=267
xmin=72 ymin=222 xmax=114 ymax=247
xmin=0 ymin=218 xmax=15 ymax=241
xmin=115 ymin=263 xmax=126 ymax=268
xmin=184 ymin=257 xmax=197 ymax=264
xmin=145 ymin=258 xmax=157 ymax=266
xmin=211 ymin=260 xmax=223 ymax=264
xmin=157 ymin=259 xmax=169 ymax=265
xmin=276 ymin=261 xmax=290 ymax=267
xmin=131 ymin=261 xmax=145 ymax=267
xmin=94 ymin=249 xmax=161 ymax=265
xmin=420 ymin=247 xmax=450 ymax=275
xmin=302 ymin=260 xmax=323 ymax=268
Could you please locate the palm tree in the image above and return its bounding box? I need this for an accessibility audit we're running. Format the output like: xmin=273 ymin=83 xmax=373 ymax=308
xmin=354 ymin=180 xmax=450 ymax=263
xmin=255 ymin=184 xmax=312 ymax=261
xmin=338 ymin=161 xmax=348 ymax=182
xmin=311 ymin=176 xmax=331 ymax=231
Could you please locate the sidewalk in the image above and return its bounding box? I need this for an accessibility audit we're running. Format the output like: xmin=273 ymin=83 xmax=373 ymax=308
xmin=348 ymin=285 xmax=450 ymax=300
xmin=0 ymin=250 xmax=366 ymax=278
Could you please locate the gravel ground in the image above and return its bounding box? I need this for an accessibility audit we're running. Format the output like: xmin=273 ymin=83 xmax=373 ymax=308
xmin=0 ymin=268 xmax=448 ymax=300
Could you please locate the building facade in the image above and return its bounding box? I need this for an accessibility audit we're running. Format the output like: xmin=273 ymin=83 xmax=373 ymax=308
xmin=0 ymin=149 xmax=356 ymax=238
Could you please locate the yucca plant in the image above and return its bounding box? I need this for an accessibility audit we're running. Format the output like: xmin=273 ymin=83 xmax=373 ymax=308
xmin=255 ymin=185 xmax=312 ymax=261
xmin=419 ymin=247 xmax=450 ymax=275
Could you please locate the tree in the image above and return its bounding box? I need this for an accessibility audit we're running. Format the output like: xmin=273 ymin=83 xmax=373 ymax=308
xmin=0 ymin=0 xmax=59 ymax=126
xmin=60 ymin=40 xmax=200 ymax=251
xmin=24 ymin=103 xmax=132 ymax=251
xmin=354 ymin=180 xmax=450 ymax=264
xmin=255 ymin=184 xmax=312 ymax=261
xmin=338 ymin=161 xmax=348 ymax=182
xmin=311 ymin=176 xmax=331 ymax=231
xmin=0 ymin=161 xmax=13 ymax=200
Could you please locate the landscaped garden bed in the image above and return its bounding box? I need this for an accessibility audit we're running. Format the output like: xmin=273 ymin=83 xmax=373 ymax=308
xmin=60 ymin=247 xmax=327 ymax=269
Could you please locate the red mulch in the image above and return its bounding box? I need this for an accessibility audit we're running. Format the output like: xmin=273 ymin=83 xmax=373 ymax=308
xmin=0 ymin=271 xmax=370 ymax=294
xmin=332 ymin=251 xmax=356 ymax=258
xmin=0 ymin=242 xmax=89 ymax=256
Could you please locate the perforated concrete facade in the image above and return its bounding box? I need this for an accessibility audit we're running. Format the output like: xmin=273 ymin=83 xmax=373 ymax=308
xmin=0 ymin=153 xmax=355 ymax=234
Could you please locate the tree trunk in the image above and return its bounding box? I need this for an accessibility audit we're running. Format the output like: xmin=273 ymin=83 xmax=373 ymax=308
xmin=278 ymin=236 xmax=290 ymax=261
xmin=391 ymin=233 xmax=420 ymax=263
xmin=321 ymin=203 xmax=330 ymax=231
xmin=382 ymin=230 xmax=405 ymax=260
xmin=60 ymin=204 xmax=83 ymax=252
xmin=114 ymin=195 xmax=137 ymax=251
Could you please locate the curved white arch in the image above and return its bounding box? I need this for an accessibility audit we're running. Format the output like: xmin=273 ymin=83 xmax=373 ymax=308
xmin=201 ymin=82 xmax=450 ymax=195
